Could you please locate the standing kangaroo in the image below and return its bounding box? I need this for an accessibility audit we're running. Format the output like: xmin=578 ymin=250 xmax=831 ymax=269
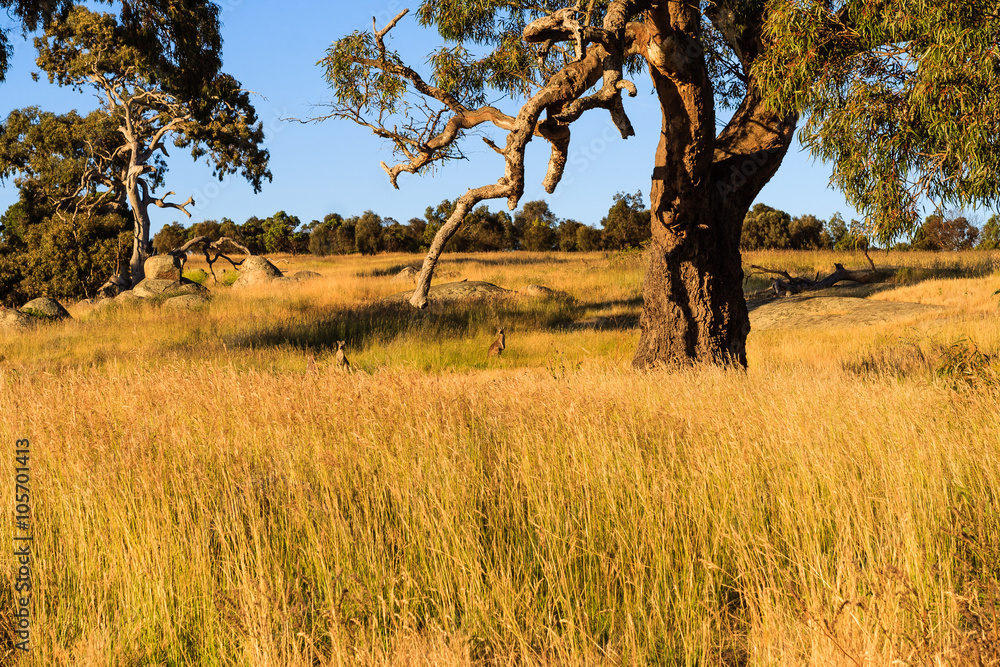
xmin=335 ymin=341 xmax=351 ymax=371
xmin=486 ymin=327 xmax=506 ymax=359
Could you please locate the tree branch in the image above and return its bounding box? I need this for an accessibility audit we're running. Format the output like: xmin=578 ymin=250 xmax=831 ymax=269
xmin=139 ymin=112 xmax=190 ymax=164
xmin=329 ymin=1 xmax=648 ymax=308
xmin=169 ymin=235 xmax=251 ymax=283
xmin=141 ymin=185 xmax=195 ymax=217
xmin=750 ymin=262 xmax=888 ymax=297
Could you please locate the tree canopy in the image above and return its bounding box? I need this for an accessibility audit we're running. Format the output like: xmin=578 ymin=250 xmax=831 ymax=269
xmin=757 ymin=0 xmax=1000 ymax=241
xmin=33 ymin=3 xmax=271 ymax=283
xmin=0 ymin=106 xmax=130 ymax=303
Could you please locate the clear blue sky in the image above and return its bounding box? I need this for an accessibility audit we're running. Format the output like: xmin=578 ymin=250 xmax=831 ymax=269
xmin=0 ymin=2 xmax=864 ymax=233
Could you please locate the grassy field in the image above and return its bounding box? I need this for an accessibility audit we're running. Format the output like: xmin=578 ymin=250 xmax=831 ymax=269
xmin=2 ymin=249 xmax=1000 ymax=666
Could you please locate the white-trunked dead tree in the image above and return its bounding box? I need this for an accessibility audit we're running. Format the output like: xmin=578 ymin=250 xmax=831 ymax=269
xmin=35 ymin=4 xmax=272 ymax=286
xmin=323 ymin=1 xmax=1000 ymax=369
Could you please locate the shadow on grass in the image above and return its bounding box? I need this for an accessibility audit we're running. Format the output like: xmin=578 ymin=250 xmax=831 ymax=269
xmin=887 ymin=258 xmax=998 ymax=283
xmin=358 ymin=263 xmax=420 ymax=278
xmin=441 ymin=255 xmax=579 ymax=267
xmin=563 ymin=313 xmax=640 ymax=331
xmin=220 ymin=293 xmax=582 ymax=353
xmin=578 ymin=296 xmax=644 ymax=311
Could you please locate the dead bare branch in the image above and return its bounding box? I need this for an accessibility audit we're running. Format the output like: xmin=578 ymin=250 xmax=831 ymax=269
xmin=750 ymin=263 xmax=891 ymax=297
xmin=169 ymin=235 xmax=252 ymax=283
xmin=325 ymin=0 xmax=644 ymax=308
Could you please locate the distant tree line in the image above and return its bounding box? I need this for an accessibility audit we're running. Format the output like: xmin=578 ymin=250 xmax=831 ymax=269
xmin=740 ymin=204 xmax=1000 ymax=252
xmin=152 ymin=201 xmax=1000 ymax=262
xmin=4 ymin=181 xmax=999 ymax=306
xmin=149 ymin=191 xmax=652 ymax=258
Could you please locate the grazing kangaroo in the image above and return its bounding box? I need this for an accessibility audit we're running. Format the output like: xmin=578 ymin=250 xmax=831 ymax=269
xmin=335 ymin=341 xmax=351 ymax=371
xmin=486 ymin=327 xmax=506 ymax=359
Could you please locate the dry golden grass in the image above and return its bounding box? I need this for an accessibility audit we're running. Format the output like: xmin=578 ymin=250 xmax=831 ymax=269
xmin=1 ymin=249 xmax=999 ymax=666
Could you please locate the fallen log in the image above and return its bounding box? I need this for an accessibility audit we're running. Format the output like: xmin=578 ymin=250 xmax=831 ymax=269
xmin=749 ymin=263 xmax=893 ymax=297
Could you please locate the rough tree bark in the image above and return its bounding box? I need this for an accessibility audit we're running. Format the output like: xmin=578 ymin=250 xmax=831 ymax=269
xmin=631 ymin=4 xmax=796 ymax=368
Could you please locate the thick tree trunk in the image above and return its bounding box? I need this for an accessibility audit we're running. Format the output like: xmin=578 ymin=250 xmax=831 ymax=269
xmin=632 ymin=6 xmax=796 ymax=369
xmin=125 ymin=177 xmax=151 ymax=286
xmin=634 ymin=196 xmax=751 ymax=367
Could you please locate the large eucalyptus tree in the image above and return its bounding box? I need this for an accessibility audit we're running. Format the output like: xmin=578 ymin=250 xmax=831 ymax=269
xmin=34 ymin=3 xmax=271 ymax=285
xmin=324 ymin=1 xmax=1000 ymax=369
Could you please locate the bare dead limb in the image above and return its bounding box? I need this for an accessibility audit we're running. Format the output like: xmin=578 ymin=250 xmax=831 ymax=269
xmin=749 ymin=262 xmax=891 ymax=297
xmin=170 ymin=235 xmax=252 ymax=283
xmin=322 ymin=1 xmax=645 ymax=308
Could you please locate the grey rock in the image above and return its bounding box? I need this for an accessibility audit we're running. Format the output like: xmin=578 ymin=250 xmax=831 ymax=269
xmin=390 ymin=266 xmax=420 ymax=283
xmin=133 ymin=279 xmax=175 ymax=298
xmin=0 ymin=307 xmax=35 ymax=330
xmin=382 ymin=281 xmax=510 ymax=304
xmin=20 ymin=297 xmax=72 ymax=321
xmin=521 ymin=284 xmax=555 ymax=297
xmin=163 ymin=294 xmax=211 ymax=310
xmin=232 ymin=256 xmax=283 ymax=289
xmin=144 ymin=254 xmax=183 ymax=281
xmin=167 ymin=282 xmax=208 ymax=296
xmin=95 ymin=280 xmax=123 ymax=300
xmin=133 ymin=278 xmax=207 ymax=298
xmin=115 ymin=290 xmax=142 ymax=303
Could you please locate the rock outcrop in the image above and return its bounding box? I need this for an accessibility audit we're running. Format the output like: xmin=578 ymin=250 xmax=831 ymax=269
xmin=521 ymin=284 xmax=555 ymax=297
xmin=0 ymin=307 xmax=34 ymax=330
xmin=381 ymin=281 xmax=510 ymax=305
xmin=144 ymin=255 xmax=183 ymax=282
xmin=163 ymin=294 xmax=211 ymax=310
xmin=20 ymin=297 xmax=72 ymax=321
xmin=115 ymin=291 xmax=142 ymax=303
xmin=390 ymin=266 xmax=420 ymax=283
xmin=95 ymin=274 xmax=129 ymax=300
xmin=232 ymin=256 xmax=283 ymax=289
xmin=133 ymin=279 xmax=207 ymax=299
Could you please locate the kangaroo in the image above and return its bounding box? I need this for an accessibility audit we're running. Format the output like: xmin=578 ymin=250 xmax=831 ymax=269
xmin=305 ymin=353 xmax=318 ymax=376
xmin=486 ymin=327 xmax=506 ymax=359
xmin=335 ymin=341 xmax=351 ymax=371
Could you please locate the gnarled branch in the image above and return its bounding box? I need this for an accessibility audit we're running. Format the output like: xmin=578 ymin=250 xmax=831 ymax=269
xmin=169 ymin=235 xmax=252 ymax=283
xmin=142 ymin=187 xmax=195 ymax=217
xmin=328 ymin=1 xmax=644 ymax=308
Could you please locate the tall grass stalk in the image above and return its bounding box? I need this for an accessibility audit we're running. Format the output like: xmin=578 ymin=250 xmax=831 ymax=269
xmin=0 ymin=250 xmax=998 ymax=665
